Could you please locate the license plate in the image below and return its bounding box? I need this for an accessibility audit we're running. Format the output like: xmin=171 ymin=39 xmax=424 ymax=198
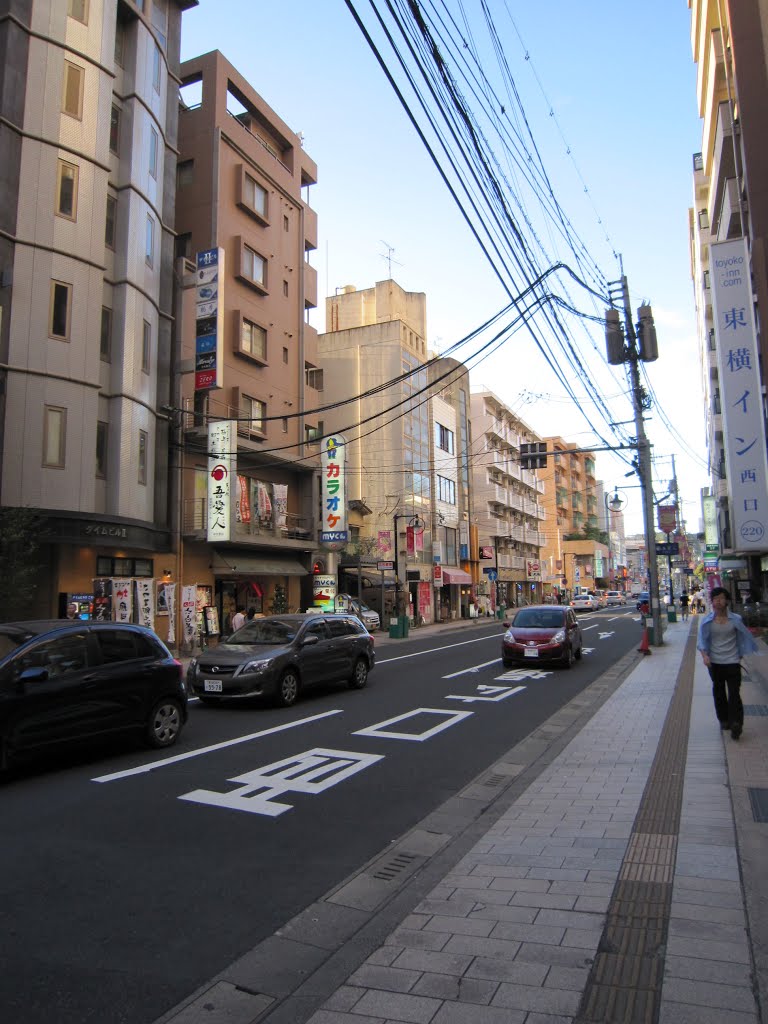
xmin=204 ymin=680 xmax=223 ymax=693
xmin=524 ymin=648 xmax=539 ymax=658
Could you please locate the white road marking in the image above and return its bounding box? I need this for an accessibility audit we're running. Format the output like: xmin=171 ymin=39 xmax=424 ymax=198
xmin=598 ymin=631 xmax=615 ymax=640
xmin=353 ymin=707 xmax=472 ymax=741
xmin=446 ymin=684 xmax=526 ymax=703
xmin=377 ymin=633 xmax=504 ymax=664
xmin=581 ymin=624 xmax=599 ymax=631
xmin=443 ymin=657 xmax=503 ymax=678
xmin=91 ymin=709 xmax=344 ymax=783
xmin=494 ymin=668 xmax=554 ymax=682
xmin=179 ymin=748 xmax=383 ymax=817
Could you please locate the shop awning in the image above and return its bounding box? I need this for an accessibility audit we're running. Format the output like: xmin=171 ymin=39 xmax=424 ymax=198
xmin=442 ymin=568 xmax=473 ymax=585
xmin=212 ymin=552 xmax=309 ymax=576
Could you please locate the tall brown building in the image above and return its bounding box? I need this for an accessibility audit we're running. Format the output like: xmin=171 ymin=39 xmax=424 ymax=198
xmin=175 ymin=51 xmax=321 ymax=632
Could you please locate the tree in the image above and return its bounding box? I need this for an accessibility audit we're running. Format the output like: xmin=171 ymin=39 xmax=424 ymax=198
xmin=0 ymin=507 xmax=44 ymax=621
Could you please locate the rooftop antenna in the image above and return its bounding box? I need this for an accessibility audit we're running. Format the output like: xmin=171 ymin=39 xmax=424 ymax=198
xmin=379 ymin=240 xmax=403 ymax=278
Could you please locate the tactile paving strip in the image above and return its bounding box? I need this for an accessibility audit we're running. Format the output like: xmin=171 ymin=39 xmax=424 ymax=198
xmin=575 ymin=632 xmax=696 ymax=1024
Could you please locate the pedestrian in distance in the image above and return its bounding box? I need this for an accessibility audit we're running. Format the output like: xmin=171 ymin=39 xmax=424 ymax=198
xmin=680 ymin=592 xmax=690 ymax=621
xmin=231 ymin=605 xmax=246 ymax=632
xmin=697 ymin=586 xmax=758 ymax=740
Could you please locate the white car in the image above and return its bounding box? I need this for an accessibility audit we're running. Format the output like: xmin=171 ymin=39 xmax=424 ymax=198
xmin=605 ymin=591 xmax=625 ymax=606
xmin=571 ymin=593 xmax=598 ymax=612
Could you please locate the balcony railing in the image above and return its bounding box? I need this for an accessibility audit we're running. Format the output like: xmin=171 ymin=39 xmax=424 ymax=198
xmin=183 ymin=498 xmax=313 ymax=541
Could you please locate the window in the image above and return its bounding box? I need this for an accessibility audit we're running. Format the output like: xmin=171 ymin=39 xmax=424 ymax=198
xmin=305 ymin=424 xmax=321 ymax=445
xmin=437 ymin=475 xmax=456 ymax=504
xmin=138 ymin=430 xmax=148 ymax=484
xmin=241 ymin=395 xmax=265 ymax=434
xmin=283 ymin=215 xmax=289 ymax=232
xmin=152 ymin=44 xmax=161 ymax=93
xmin=175 ymin=232 xmax=191 ymax=260
xmin=49 ymin=281 xmax=71 ymax=340
xmin=282 ymin=347 xmax=288 ymax=364
xmin=114 ymin=19 xmax=125 ymax=66
xmin=141 ymin=320 xmax=151 ymax=373
xmin=435 ymin=422 xmax=455 ymax=454
xmin=105 ymin=194 xmax=117 ymax=249
xmin=282 ymin=279 xmax=289 ymax=297
xmin=281 ymin=418 xmax=288 ymax=433
xmin=240 ymin=244 xmax=266 ymax=289
xmin=56 ymin=160 xmax=78 ymax=220
xmin=43 ymin=406 xmax=67 ymax=468
xmin=242 ymin=172 xmax=267 ymax=219
xmin=96 ymin=421 xmax=108 ymax=478
xmin=149 ymin=127 xmax=158 ymax=179
xmin=62 ymin=62 xmax=84 ymax=119
xmin=97 ymin=556 xmax=153 ymax=578
xmin=177 ymin=159 xmax=194 ymax=187
xmin=239 ymin=317 xmax=266 ymax=361
xmin=305 ymin=366 xmax=324 ymax=391
xmin=145 ymin=215 xmax=154 ymax=266
xmin=100 ymin=306 xmax=112 ymax=361
xmin=68 ymin=0 xmax=88 ymax=23
xmin=109 ymin=104 xmax=121 ymax=155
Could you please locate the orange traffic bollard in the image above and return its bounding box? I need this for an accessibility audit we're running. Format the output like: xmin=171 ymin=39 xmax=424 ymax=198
xmin=637 ymin=624 xmax=651 ymax=655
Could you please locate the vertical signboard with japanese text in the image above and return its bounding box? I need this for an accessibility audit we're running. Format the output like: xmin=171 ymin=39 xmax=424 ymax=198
xmin=711 ymin=238 xmax=768 ymax=550
xmin=320 ymin=435 xmax=348 ymax=549
xmin=195 ymin=247 xmax=225 ymax=392
xmin=207 ymin=421 xmax=234 ymax=542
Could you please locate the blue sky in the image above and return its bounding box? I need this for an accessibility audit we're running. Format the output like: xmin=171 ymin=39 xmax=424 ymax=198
xmin=180 ymin=1 xmax=705 ymax=536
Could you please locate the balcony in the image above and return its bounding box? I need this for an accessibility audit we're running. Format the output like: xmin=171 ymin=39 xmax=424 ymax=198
xmin=303 ymin=262 xmax=318 ymax=309
xmin=183 ymin=499 xmax=314 ymax=546
xmin=302 ymin=203 xmax=318 ymax=251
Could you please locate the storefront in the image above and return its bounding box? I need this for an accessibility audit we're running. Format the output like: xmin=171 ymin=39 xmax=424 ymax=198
xmin=208 ymin=550 xmax=311 ymax=635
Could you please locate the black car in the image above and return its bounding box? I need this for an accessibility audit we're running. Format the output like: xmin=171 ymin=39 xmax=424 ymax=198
xmin=187 ymin=613 xmax=376 ymax=707
xmin=501 ymin=604 xmax=583 ymax=669
xmin=0 ymin=621 xmax=187 ymax=770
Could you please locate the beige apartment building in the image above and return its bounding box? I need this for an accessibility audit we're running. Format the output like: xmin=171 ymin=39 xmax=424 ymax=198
xmin=0 ymin=0 xmax=195 ymax=621
xmin=469 ymin=390 xmax=546 ymax=609
xmin=538 ymin=436 xmax=609 ymax=599
xmin=175 ymin=50 xmax=321 ymax=633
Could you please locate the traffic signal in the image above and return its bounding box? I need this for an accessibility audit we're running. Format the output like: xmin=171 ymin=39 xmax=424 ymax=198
xmin=520 ymin=442 xmax=547 ymax=470
xmin=605 ymin=308 xmax=625 ymax=365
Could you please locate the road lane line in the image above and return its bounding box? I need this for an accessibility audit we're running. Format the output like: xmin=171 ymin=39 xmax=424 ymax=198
xmin=443 ymin=657 xmax=503 ymax=678
xmin=91 ymin=709 xmax=344 ymax=783
xmin=378 ymin=633 xmax=505 ymax=664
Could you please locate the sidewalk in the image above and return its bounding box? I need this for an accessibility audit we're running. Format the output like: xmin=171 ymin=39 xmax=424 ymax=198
xmin=164 ymin=617 xmax=768 ymax=1024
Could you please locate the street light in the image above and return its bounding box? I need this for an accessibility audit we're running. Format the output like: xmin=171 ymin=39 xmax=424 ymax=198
xmin=605 ymin=490 xmax=625 ymax=590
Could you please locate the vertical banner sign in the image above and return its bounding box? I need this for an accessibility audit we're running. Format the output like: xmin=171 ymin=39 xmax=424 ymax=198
xmin=92 ymin=578 xmax=113 ymax=621
xmin=703 ymin=493 xmax=718 ymax=553
xmin=113 ymin=579 xmax=132 ymax=622
xmin=657 ymin=505 xmax=677 ymax=535
xmin=135 ymin=579 xmax=155 ymax=628
xmin=165 ymin=583 xmax=177 ymax=645
xmin=320 ymin=435 xmax=348 ymax=549
xmin=207 ymin=420 xmax=234 ymax=542
xmin=195 ymin=247 xmax=225 ymax=392
xmin=711 ymin=237 xmax=768 ymax=550
xmin=459 ymin=521 xmax=469 ymax=560
xmin=181 ymin=585 xmax=197 ymax=646
xmin=526 ymin=560 xmax=541 ymax=582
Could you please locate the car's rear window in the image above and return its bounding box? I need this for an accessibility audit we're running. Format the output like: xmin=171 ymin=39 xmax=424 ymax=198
xmin=513 ymin=609 xmax=565 ymax=628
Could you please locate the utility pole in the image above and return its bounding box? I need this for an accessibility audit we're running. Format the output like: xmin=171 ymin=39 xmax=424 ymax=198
xmin=606 ymin=271 xmax=663 ymax=645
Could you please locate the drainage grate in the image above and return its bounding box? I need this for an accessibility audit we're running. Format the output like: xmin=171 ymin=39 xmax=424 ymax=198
xmin=743 ymin=705 xmax=768 ymax=716
xmin=748 ymin=788 xmax=768 ymax=823
xmin=372 ymin=852 xmax=418 ymax=881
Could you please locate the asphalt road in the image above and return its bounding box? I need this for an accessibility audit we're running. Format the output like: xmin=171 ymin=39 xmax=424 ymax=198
xmin=0 ymin=607 xmax=642 ymax=1024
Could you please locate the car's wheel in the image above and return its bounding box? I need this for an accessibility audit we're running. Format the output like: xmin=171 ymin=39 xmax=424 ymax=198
xmin=146 ymin=698 xmax=184 ymax=748
xmin=502 ymin=657 xmax=514 ymax=668
xmin=276 ymin=669 xmax=300 ymax=707
xmin=561 ymin=644 xmax=574 ymax=669
xmin=349 ymin=657 xmax=369 ymax=689
xmin=574 ymin=644 xmax=583 ymax=661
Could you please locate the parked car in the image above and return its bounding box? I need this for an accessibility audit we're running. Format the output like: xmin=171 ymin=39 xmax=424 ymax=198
xmin=0 ymin=621 xmax=187 ymax=770
xmin=334 ymin=594 xmax=380 ymax=631
xmin=187 ymin=613 xmax=375 ymax=708
xmin=605 ymin=591 xmax=625 ymax=607
xmin=593 ymin=590 xmax=608 ymax=608
xmin=501 ymin=605 xmax=583 ymax=669
xmin=571 ymin=593 xmax=598 ymax=612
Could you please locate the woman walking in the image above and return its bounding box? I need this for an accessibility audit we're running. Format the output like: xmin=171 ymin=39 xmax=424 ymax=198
xmin=697 ymin=587 xmax=758 ymax=739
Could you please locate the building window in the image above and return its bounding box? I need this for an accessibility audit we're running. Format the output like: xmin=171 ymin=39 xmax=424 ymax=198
xmin=68 ymin=0 xmax=88 ymax=23
xmin=109 ymin=104 xmax=121 ymax=155
xmin=282 ymin=418 xmax=288 ymax=433
xmin=152 ymin=44 xmax=161 ymax=93
xmin=62 ymin=62 xmax=84 ymax=119
xmin=43 ymin=406 xmax=67 ymax=468
xmin=282 ymin=347 xmax=288 ymax=364
xmin=149 ymin=127 xmax=158 ymax=179
xmin=49 ymin=281 xmax=71 ymax=340
xmin=145 ymin=215 xmax=154 ymax=266
xmin=305 ymin=366 xmax=323 ymax=391
xmin=177 ymin=159 xmax=194 ymax=187
xmin=242 ymin=172 xmax=268 ymax=220
xmin=141 ymin=320 xmax=151 ymax=373
xmin=56 ymin=160 xmax=78 ymax=220
xmin=97 ymin=556 xmax=153 ymax=578
xmin=435 ymin=422 xmax=455 ymax=454
xmin=96 ymin=421 xmax=108 ymax=478
xmin=240 ymin=243 xmax=266 ymax=290
xmin=114 ymin=19 xmax=125 ymax=66
xmin=138 ymin=430 xmax=148 ymax=485
xmin=283 ymin=215 xmax=289 ymax=232
xmin=283 ymin=279 xmax=289 ymax=297
xmin=105 ymin=194 xmax=117 ymax=249
xmin=305 ymin=423 xmax=323 ymax=445
xmin=241 ymin=395 xmax=265 ymax=435
xmin=100 ymin=306 xmax=112 ymax=361
xmin=239 ymin=317 xmax=267 ymax=361
xmin=175 ymin=232 xmax=191 ymax=260
xmin=437 ymin=474 xmax=456 ymax=504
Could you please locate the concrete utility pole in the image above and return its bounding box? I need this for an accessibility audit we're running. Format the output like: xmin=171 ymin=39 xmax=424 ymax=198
xmin=606 ymin=272 xmax=663 ymax=645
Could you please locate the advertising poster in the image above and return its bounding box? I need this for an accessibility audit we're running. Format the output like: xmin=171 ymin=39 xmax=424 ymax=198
xmin=165 ymin=583 xmax=177 ymax=645
xmin=181 ymin=585 xmax=197 ymax=646
xmin=320 ymin=435 xmax=348 ymax=547
xmin=135 ymin=579 xmax=155 ymax=629
xmin=312 ymin=574 xmax=336 ymax=612
xmin=92 ymin=578 xmax=113 ymax=621
xmin=113 ymin=579 xmax=132 ymax=622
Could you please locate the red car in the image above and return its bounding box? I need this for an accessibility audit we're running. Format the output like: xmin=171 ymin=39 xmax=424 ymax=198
xmin=501 ymin=605 xmax=583 ymax=669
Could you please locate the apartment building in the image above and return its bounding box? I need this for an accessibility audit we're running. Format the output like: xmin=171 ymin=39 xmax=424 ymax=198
xmin=688 ymin=0 xmax=768 ymax=599
xmin=175 ymin=50 xmax=320 ymax=632
xmin=538 ymin=436 xmax=609 ymax=599
xmin=0 ymin=0 xmax=195 ymax=620
xmin=469 ymin=390 xmax=546 ymax=609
